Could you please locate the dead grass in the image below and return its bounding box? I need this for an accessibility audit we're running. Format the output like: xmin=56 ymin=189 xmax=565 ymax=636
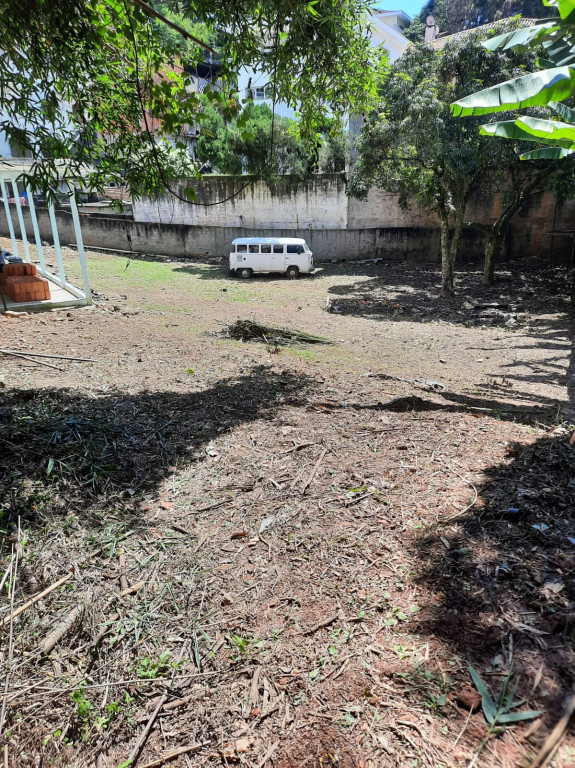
xmin=0 ymin=244 xmax=574 ymax=768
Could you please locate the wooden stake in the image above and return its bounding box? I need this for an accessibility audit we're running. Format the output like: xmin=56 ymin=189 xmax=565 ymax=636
xmin=0 ymin=573 xmax=70 ymax=627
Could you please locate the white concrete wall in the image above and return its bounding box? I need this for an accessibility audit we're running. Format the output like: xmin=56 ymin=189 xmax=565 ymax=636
xmin=134 ymin=175 xmax=349 ymax=229
xmin=134 ymin=174 xmax=437 ymax=231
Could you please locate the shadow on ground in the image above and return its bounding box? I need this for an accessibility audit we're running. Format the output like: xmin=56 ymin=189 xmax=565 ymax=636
xmin=0 ymin=366 xmax=310 ymax=538
xmin=411 ymin=336 xmax=575 ymax=724
xmin=327 ymin=260 xmax=573 ymax=329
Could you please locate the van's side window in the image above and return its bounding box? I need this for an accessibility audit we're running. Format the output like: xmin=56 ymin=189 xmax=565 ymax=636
xmin=286 ymin=245 xmax=300 ymax=254
xmin=261 ymin=245 xmax=271 ymax=253
xmin=236 ymin=244 xmax=247 ymax=253
xmin=249 ymin=245 xmax=259 ymax=253
xmin=273 ymin=245 xmax=284 ymax=253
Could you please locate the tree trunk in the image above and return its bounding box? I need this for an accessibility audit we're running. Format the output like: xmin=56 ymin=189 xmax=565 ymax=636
xmin=440 ymin=216 xmax=454 ymax=297
xmin=483 ymin=231 xmax=503 ymax=286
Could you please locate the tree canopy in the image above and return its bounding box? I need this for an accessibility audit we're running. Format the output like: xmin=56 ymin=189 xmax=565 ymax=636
xmin=0 ymin=0 xmax=379 ymax=199
xmin=196 ymin=103 xmax=348 ymax=178
xmin=350 ymin=28 xmax=553 ymax=296
xmin=406 ymin=0 xmax=555 ymax=40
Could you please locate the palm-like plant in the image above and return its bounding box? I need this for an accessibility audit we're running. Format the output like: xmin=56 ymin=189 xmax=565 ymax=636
xmin=451 ymin=0 xmax=575 ymax=159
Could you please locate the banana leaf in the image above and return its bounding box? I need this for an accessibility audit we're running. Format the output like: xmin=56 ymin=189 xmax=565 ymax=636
xmin=550 ymin=99 xmax=575 ymax=120
xmin=483 ymin=22 xmax=562 ymax=53
xmin=545 ymin=0 xmax=575 ymax=23
xmin=451 ymin=66 xmax=575 ymax=116
xmin=521 ymin=146 xmax=575 ymax=158
xmin=480 ymin=119 xmax=574 ymax=146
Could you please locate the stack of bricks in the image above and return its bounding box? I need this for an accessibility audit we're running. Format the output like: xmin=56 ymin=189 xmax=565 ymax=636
xmin=0 ymin=263 xmax=51 ymax=303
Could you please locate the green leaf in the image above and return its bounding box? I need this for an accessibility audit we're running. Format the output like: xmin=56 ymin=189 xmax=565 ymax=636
xmin=498 ymin=709 xmax=542 ymax=724
xmin=451 ymin=67 xmax=575 ymax=116
xmin=468 ymin=665 xmax=497 ymax=725
xmin=482 ymin=22 xmax=562 ymax=53
xmin=480 ymin=120 xmax=572 ymax=145
xmin=46 ymin=457 xmax=55 ymax=477
xmin=550 ymin=99 xmax=575 ymax=121
xmin=521 ymin=146 xmax=575 ymax=159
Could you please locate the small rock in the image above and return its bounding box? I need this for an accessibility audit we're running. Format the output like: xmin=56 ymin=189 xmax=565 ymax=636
xmin=456 ymin=686 xmax=482 ymax=712
xmin=41 ymin=240 xmax=49 ymax=246
xmin=505 ymin=317 xmax=517 ymax=328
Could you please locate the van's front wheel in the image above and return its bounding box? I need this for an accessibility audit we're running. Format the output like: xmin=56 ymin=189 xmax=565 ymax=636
xmin=286 ymin=265 xmax=299 ymax=279
xmin=238 ymin=268 xmax=253 ymax=279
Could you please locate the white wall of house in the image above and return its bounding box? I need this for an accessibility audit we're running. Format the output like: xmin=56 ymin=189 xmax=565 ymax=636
xmin=236 ymin=9 xmax=410 ymax=121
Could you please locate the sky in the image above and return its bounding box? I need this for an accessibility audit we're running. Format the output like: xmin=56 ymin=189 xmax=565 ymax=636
xmin=374 ymin=1 xmax=424 ymax=18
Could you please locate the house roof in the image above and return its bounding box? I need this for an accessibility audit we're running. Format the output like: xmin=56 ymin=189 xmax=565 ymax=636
xmin=430 ymin=17 xmax=538 ymax=51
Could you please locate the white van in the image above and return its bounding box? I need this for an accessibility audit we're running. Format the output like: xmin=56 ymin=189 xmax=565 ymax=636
xmin=230 ymin=237 xmax=314 ymax=278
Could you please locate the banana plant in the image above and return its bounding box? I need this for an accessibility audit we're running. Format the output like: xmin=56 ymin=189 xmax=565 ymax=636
xmin=451 ymin=0 xmax=575 ymax=158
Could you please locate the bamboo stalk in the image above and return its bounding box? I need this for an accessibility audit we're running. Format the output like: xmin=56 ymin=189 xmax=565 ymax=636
xmin=0 ymin=573 xmax=71 ymax=627
xmin=0 ymin=349 xmax=61 ymax=370
xmin=0 ymin=349 xmax=99 ymax=362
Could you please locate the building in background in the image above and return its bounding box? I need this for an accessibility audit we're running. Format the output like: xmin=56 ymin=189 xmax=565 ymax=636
xmin=237 ymin=9 xmax=411 ymax=120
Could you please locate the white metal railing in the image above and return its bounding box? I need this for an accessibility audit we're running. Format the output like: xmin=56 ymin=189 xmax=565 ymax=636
xmin=0 ymin=168 xmax=92 ymax=306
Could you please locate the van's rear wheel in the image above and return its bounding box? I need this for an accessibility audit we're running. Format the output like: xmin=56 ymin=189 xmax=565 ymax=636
xmin=286 ymin=265 xmax=299 ymax=279
xmin=238 ymin=268 xmax=253 ymax=279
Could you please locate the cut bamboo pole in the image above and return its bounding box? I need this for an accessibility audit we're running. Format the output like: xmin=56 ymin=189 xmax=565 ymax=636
xmin=0 ymin=349 xmax=99 ymax=362
xmin=0 ymin=573 xmax=71 ymax=627
xmin=0 ymin=349 xmax=61 ymax=370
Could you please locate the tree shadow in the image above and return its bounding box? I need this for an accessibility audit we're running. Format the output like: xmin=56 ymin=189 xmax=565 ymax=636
xmin=0 ymin=367 xmax=309 ymax=538
xmin=410 ymin=337 xmax=575 ymax=723
xmin=326 ymin=260 xmax=573 ymax=329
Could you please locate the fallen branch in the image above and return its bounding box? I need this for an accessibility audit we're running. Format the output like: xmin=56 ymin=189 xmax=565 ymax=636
xmin=169 ymin=523 xmax=195 ymax=536
xmin=163 ymin=693 xmax=196 ymax=712
xmin=0 ymin=573 xmax=71 ymax=628
xmin=225 ymin=320 xmax=332 ymax=346
xmin=530 ymin=692 xmax=575 ymax=768
xmin=301 ymin=447 xmax=328 ymax=495
xmin=118 ymin=551 xmax=129 ymax=592
xmin=0 ymin=349 xmax=61 ymax=370
xmin=40 ymin=600 xmax=87 ymax=655
xmin=119 ymin=580 xmax=145 ymax=598
xmin=256 ymin=741 xmax=280 ymax=768
xmin=126 ymin=692 xmax=169 ymax=766
xmin=302 ymin=614 xmax=338 ymax=636
xmin=439 ymin=462 xmax=479 ymax=521
xmin=138 ymin=744 xmax=208 ymax=768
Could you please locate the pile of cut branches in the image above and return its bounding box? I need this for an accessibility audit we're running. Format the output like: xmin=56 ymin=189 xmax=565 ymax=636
xmin=224 ymin=320 xmax=332 ymax=346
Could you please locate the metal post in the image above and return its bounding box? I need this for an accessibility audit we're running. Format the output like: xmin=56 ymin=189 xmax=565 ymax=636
xmin=47 ymin=201 xmax=67 ymax=287
xmin=11 ymin=179 xmax=31 ymax=262
xmin=0 ymin=177 xmax=19 ymax=257
xmin=26 ymin=187 xmax=47 ymax=275
xmin=68 ymin=192 xmax=92 ymax=304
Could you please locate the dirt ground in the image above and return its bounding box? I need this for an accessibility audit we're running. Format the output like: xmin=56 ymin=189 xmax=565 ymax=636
xmin=0 ymin=242 xmax=574 ymax=768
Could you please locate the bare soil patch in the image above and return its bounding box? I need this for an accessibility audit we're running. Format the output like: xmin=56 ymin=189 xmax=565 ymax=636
xmin=0 ymin=245 xmax=574 ymax=768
